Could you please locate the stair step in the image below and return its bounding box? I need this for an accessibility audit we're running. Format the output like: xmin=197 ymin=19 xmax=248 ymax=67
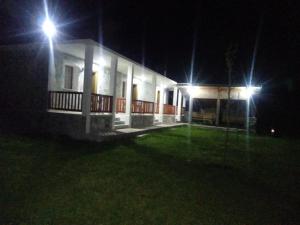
xmin=114 ymin=120 xmax=125 ymax=125
xmin=114 ymin=124 xmax=129 ymax=129
xmin=115 ymin=117 xmax=121 ymax=122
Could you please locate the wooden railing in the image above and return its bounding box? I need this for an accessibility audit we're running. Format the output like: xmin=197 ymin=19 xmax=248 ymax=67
xmin=132 ymin=100 xmax=154 ymax=113
xmin=155 ymin=103 xmax=159 ymax=114
xmin=91 ymin=93 xmax=113 ymax=112
xmin=48 ymin=91 xmax=83 ymax=111
xmin=163 ymin=104 xmax=176 ymax=114
xmin=116 ymin=98 xmax=126 ymax=113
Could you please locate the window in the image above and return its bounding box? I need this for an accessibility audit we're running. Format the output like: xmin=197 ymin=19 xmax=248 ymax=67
xmin=64 ymin=65 xmax=73 ymax=89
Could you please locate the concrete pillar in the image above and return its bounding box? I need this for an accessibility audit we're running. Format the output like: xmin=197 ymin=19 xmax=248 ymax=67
xmin=152 ymin=75 xmax=157 ymax=125
xmin=110 ymin=55 xmax=118 ymax=129
xmin=47 ymin=43 xmax=56 ymax=91
xmin=159 ymin=87 xmax=164 ymax=122
xmin=177 ymin=90 xmax=182 ymax=121
xmin=173 ymin=87 xmax=178 ymax=117
xmin=245 ymin=98 xmax=250 ymax=131
xmin=188 ymin=95 xmax=193 ymax=124
xmin=216 ymin=99 xmax=221 ymax=126
xmin=164 ymin=89 xmax=168 ymax=104
xmin=125 ymin=64 xmax=134 ymax=126
xmin=82 ymin=44 xmax=94 ymax=134
xmin=182 ymin=96 xmax=186 ymax=108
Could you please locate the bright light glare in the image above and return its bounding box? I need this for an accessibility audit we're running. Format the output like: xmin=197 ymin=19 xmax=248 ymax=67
xmin=42 ymin=19 xmax=56 ymax=38
xmin=187 ymin=85 xmax=197 ymax=97
xmin=245 ymin=86 xmax=256 ymax=98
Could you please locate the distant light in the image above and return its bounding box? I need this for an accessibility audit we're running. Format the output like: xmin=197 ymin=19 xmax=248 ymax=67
xmin=271 ymin=128 xmax=275 ymax=134
xmin=42 ymin=18 xmax=56 ymax=38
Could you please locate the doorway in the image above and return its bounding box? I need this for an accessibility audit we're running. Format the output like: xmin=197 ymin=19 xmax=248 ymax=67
xmin=91 ymin=72 xmax=98 ymax=94
xmin=132 ymin=84 xmax=138 ymax=100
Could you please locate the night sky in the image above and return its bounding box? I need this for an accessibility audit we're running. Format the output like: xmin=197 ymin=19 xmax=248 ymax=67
xmin=1 ymin=0 xmax=300 ymax=135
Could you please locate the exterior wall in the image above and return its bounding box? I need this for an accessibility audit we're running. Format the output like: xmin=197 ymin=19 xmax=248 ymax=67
xmin=0 ymin=44 xmax=49 ymax=133
xmin=90 ymin=114 xmax=113 ymax=133
xmin=131 ymin=114 xmax=154 ymax=128
xmin=116 ymin=72 xmax=127 ymax=98
xmin=46 ymin=112 xmax=86 ymax=139
xmin=163 ymin=115 xmax=176 ymax=124
xmin=51 ymin=50 xmax=84 ymax=92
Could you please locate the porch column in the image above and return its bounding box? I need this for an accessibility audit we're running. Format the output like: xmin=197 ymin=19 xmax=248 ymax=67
xmin=245 ymin=98 xmax=250 ymax=131
xmin=173 ymin=87 xmax=178 ymax=117
xmin=152 ymin=75 xmax=157 ymax=121
xmin=216 ymin=99 xmax=221 ymax=126
xmin=188 ymin=95 xmax=193 ymax=124
xmin=110 ymin=55 xmax=118 ymax=130
xmin=125 ymin=64 xmax=134 ymax=127
xmin=159 ymin=87 xmax=164 ymax=122
xmin=216 ymin=88 xmax=221 ymax=126
xmin=177 ymin=89 xmax=182 ymax=121
xmin=82 ymin=44 xmax=94 ymax=134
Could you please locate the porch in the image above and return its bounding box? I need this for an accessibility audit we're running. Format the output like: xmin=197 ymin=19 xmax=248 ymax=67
xmin=47 ymin=39 xmax=185 ymax=138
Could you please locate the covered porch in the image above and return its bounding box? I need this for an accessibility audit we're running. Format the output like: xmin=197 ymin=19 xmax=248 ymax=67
xmin=47 ymin=39 xmax=184 ymax=138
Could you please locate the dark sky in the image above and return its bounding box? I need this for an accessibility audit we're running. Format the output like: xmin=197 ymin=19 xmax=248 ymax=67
xmin=1 ymin=0 xmax=299 ymax=84
xmin=1 ymin=0 xmax=300 ymax=133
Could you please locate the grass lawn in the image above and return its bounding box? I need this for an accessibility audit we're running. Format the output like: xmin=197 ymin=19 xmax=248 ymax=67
xmin=0 ymin=126 xmax=299 ymax=225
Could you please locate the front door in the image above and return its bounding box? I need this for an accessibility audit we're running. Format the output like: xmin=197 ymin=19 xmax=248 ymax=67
xmin=132 ymin=84 xmax=138 ymax=100
xmin=91 ymin=72 xmax=98 ymax=94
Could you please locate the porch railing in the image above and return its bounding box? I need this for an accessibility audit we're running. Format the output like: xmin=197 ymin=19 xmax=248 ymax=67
xmin=48 ymin=91 xmax=83 ymax=111
xmin=163 ymin=104 xmax=176 ymax=114
xmin=132 ymin=100 xmax=154 ymax=113
xmin=116 ymin=98 xmax=126 ymax=113
xmin=91 ymin=93 xmax=113 ymax=112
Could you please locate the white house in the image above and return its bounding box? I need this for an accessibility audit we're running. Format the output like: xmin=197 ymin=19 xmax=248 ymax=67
xmin=0 ymin=39 xmax=260 ymax=140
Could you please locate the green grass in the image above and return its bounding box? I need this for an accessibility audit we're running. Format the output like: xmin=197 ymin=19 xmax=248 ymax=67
xmin=0 ymin=126 xmax=299 ymax=225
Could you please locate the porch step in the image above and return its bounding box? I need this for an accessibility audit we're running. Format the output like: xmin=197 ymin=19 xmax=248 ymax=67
xmin=114 ymin=120 xmax=125 ymax=125
xmin=114 ymin=124 xmax=129 ymax=129
xmin=115 ymin=117 xmax=121 ymax=122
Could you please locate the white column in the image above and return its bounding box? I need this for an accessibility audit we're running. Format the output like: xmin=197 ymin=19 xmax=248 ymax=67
xmin=182 ymin=96 xmax=186 ymax=108
xmin=82 ymin=44 xmax=94 ymax=134
xmin=159 ymin=87 xmax=164 ymax=122
xmin=125 ymin=64 xmax=134 ymax=126
xmin=216 ymin=99 xmax=221 ymax=126
xmin=177 ymin=90 xmax=182 ymax=121
xmin=188 ymin=95 xmax=193 ymax=124
xmin=110 ymin=55 xmax=118 ymax=129
xmin=173 ymin=87 xmax=178 ymax=119
xmin=152 ymin=75 xmax=157 ymax=123
xmin=164 ymin=89 xmax=168 ymax=104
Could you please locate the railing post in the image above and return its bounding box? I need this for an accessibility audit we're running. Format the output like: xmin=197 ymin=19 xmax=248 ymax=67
xmin=125 ymin=64 xmax=134 ymax=127
xmin=110 ymin=55 xmax=118 ymax=130
xmin=82 ymin=44 xmax=94 ymax=134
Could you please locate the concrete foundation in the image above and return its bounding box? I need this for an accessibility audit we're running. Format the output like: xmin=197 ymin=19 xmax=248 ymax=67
xmin=162 ymin=115 xmax=176 ymax=123
xmin=46 ymin=112 xmax=113 ymax=139
xmin=90 ymin=114 xmax=113 ymax=133
xmin=131 ymin=114 xmax=154 ymax=128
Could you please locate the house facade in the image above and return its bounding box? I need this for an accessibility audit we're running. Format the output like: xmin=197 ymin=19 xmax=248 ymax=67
xmin=0 ymin=39 xmax=260 ymax=140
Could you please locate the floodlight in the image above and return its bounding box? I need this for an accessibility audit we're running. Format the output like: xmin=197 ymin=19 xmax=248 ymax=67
xmin=42 ymin=18 xmax=56 ymax=38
